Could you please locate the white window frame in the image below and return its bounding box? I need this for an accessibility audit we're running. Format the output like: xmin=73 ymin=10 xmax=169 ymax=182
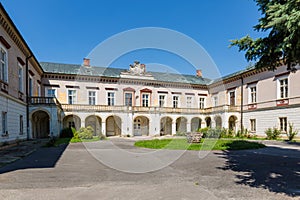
xmin=228 ymin=89 xmax=236 ymax=106
xmin=142 ymin=93 xmax=150 ymax=107
xmin=277 ymin=75 xmax=289 ymax=99
xmin=88 ymin=90 xmax=97 ymax=105
xmin=173 ymin=95 xmax=179 ymax=108
xmin=279 ymin=117 xmax=287 ymax=133
xmin=0 ymin=45 xmax=8 ymax=83
xmin=199 ymin=97 xmax=205 ymax=109
xmin=250 ymin=119 xmax=256 ymax=132
xmin=124 ymin=92 xmax=133 ymax=107
xmin=46 ymin=88 xmax=57 ymax=97
xmin=159 ymin=95 xmax=166 ymax=107
xmin=107 ymin=92 xmax=115 ymax=106
xmin=186 ymin=96 xmax=193 ymax=108
xmin=68 ymin=89 xmax=77 ymax=104
xmin=18 ymin=63 xmax=23 ymax=92
xmin=248 ymin=84 xmax=257 ymax=104
xmin=213 ymin=95 xmax=218 ymax=107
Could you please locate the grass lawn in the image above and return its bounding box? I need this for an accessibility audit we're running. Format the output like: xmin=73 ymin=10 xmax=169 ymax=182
xmin=134 ymin=138 xmax=266 ymax=151
xmin=53 ymin=136 xmax=101 ymax=146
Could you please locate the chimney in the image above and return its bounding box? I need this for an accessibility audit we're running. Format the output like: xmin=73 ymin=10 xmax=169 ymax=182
xmin=196 ymin=69 xmax=202 ymax=77
xmin=83 ymin=58 xmax=90 ymax=67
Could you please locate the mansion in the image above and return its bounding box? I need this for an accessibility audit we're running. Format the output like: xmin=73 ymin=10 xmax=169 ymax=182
xmin=1 ymin=4 xmax=300 ymax=143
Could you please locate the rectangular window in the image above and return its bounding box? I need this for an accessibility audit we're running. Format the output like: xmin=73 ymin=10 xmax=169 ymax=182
xmin=68 ymin=90 xmax=77 ymax=104
xmin=250 ymin=119 xmax=256 ymax=132
xmin=159 ymin=95 xmax=165 ymax=107
xmin=279 ymin=117 xmax=287 ymax=132
xmin=279 ymin=78 xmax=288 ymax=99
xmin=213 ymin=96 xmax=218 ymax=107
xmin=229 ymin=91 xmax=235 ymax=106
xmin=88 ymin=91 xmax=96 ymax=105
xmin=19 ymin=115 xmax=23 ymax=135
xmin=250 ymin=86 xmax=257 ymax=103
xmin=199 ymin=97 xmax=205 ymax=109
xmin=173 ymin=96 xmax=179 ymax=108
xmin=0 ymin=47 xmax=7 ymax=82
xmin=2 ymin=112 xmax=7 ymax=135
xmin=68 ymin=121 xmax=75 ymax=129
xmin=18 ymin=64 xmax=23 ymax=92
xmin=142 ymin=93 xmax=149 ymax=107
xmin=37 ymin=84 xmax=41 ymax=97
xmin=107 ymin=92 xmax=115 ymax=106
xmin=186 ymin=96 xmax=192 ymax=108
xmin=125 ymin=93 xmax=133 ymax=106
xmin=47 ymin=89 xmax=56 ymax=97
xmin=29 ymin=77 xmax=33 ymax=96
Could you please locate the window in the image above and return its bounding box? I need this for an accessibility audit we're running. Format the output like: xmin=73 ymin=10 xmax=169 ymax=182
xmin=68 ymin=121 xmax=75 ymax=129
xmin=199 ymin=97 xmax=205 ymax=109
xmin=107 ymin=92 xmax=115 ymax=106
xmin=279 ymin=78 xmax=288 ymax=99
xmin=159 ymin=95 xmax=165 ymax=107
xmin=88 ymin=91 xmax=96 ymax=105
xmin=19 ymin=115 xmax=23 ymax=135
xmin=186 ymin=96 xmax=193 ymax=108
xmin=279 ymin=117 xmax=287 ymax=132
xmin=142 ymin=93 xmax=149 ymax=107
xmin=229 ymin=91 xmax=235 ymax=106
xmin=29 ymin=77 xmax=33 ymax=96
xmin=47 ymin=89 xmax=56 ymax=97
xmin=125 ymin=93 xmax=133 ymax=106
xmin=0 ymin=47 xmax=7 ymax=82
xmin=213 ymin=96 xmax=218 ymax=107
xmin=173 ymin=96 xmax=179 ymax=108
xmin=37 ymin=84 xmax=41 ymax=97
xmin=250 ymin=119 xmax=256 ymax=132
xmin=2 ymin=112 xmax=7 ymax=135
xmin=249 ymin=86 xmax=257 ymax=103
xmin=68 ymin=90 xmax=77 ymax=104
xmin=18 ymin=64 xmax=23 ymax=92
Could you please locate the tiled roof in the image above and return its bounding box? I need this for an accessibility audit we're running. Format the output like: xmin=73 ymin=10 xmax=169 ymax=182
xmin=40 ymin=62 xmax=212 ymax=85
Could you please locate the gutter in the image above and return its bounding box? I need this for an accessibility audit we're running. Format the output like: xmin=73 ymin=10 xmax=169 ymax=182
xmin=240 ymin=76 xmax=244 ymax=132
xmin=26 ymin=55 xmax=33 ymax=140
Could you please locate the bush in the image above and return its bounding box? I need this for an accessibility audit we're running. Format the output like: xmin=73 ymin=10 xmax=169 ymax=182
xmin=198 ymin=127 xmax=210 ymax=137
xmin=286 ymin=123 xmax=298 ymax=141
xmin=265 ymin=127 xmax=281 ymax=140
xmin=98 ymin=132 xmax=107 ymax=140
xmin=77 ymin=126 xmax=94 ymax=139
xmin=206 ymin=128 xmax=222 ymax=138
xmin=60 ymin=128 xmax=74 ymax=138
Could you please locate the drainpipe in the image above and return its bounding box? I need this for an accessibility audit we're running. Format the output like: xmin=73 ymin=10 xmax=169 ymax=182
xmin=26 ymin=55 xmax=33 ymax=140
xmin=240 ymin=76 xmax=244 ymax=132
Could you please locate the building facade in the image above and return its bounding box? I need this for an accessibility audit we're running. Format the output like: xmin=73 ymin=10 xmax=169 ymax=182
xmin=1 ymin=4 xmax=299 ymax=143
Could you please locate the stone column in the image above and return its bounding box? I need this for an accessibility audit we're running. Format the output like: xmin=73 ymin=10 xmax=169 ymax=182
xmin=172 ymin=121 xmax=176 ymax=135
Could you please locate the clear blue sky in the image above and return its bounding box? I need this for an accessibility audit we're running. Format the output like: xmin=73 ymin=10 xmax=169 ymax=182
xmin=1 ymin=0 xmax=264 ymax=78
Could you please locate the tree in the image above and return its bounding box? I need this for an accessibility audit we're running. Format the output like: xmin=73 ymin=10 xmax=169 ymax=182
xmin=231 ymin=0 xmax=300 ymax=71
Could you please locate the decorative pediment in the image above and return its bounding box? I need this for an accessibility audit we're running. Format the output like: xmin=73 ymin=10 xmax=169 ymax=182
xmin=120 ymin=61 xmax=154 ymax=80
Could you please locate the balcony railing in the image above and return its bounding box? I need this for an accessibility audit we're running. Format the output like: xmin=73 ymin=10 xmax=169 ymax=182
xmin=29 ymin=97 xmax=62 ymax=109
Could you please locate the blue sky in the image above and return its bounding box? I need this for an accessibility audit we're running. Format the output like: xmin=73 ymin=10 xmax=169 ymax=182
xmin=1 ymin=0 xmax=264 ymax=78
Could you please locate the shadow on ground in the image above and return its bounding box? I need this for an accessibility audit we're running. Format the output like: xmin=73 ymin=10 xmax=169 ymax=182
xmin=215 ymin=145 xmax=300 ymax=197
xmin=0 ymin=140 xmax=69 ymax=174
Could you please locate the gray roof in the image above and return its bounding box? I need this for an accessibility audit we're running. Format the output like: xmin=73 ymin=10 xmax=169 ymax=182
xmin=40 ymin=62 xmax=212 ymax=85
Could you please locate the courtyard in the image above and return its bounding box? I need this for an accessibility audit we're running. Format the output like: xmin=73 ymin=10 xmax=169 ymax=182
xmin=0 ymin=138 xmax=299 ymax=200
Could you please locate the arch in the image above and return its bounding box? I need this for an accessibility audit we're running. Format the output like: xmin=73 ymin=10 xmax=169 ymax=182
xmin=31 ymin=110 xmax=50 ymax=138
xmin=133 ymin=116 xmax=149 ymax=136
xmin=106 ymin=116 xmax=122 ymax=136
xmin=160 ymin=117 xmax=172 ymax=136
xmin=215 ymin=116 xmax=222 ymax=129
xmin=63 ymin=115 xmax=81 ymax=130
xmin=205 ymin=117 xmax=211 ymax=128
xmin=191 ymin=117 xmax=202 ymax=132
xmin=176 ymin=117 xmax=187 ymax=134
xmin=228 ymin=115 xmax=238 ymax=131
xmin=85 ymin=115 xmax=102 ymax=136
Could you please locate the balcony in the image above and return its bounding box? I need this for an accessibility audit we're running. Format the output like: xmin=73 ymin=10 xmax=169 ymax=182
xmin=29 ymin=97 xmax=62 ymax=109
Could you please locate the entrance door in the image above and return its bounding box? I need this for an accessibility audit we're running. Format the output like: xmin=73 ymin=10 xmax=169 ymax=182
xmin=134 ymin=119 xmax=142 ymax=136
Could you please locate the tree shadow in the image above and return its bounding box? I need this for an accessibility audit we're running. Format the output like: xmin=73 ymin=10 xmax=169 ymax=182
xmin=215 ymin=145 xmax=300 ymax=197
xmin=0 ymin=141 xmax=69 ymax=174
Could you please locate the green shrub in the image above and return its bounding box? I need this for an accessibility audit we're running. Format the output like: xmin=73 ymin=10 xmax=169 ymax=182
xmin=265 ymin=127 xmax=281 ymax=140
xmin=286 ymin=123 xmax=298 ymax=141
xmin=60 ymin=128 xmax=74 ymax=138
xmin=205 ymin=128 xmax=222 ymax=138
xmin=198 ymin=127 xmax=210 ymax=137
xmin=77 ymin=126 xmax=94 ymax=139
xmin=98 ymin=132 xmax=107 ymax=140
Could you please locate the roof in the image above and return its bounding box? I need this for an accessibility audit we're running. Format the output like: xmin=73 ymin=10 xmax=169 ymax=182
xmin=40 ymin=62 xmax=212 ymax=85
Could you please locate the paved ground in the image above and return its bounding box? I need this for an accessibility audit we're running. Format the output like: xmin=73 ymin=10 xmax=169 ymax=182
xmin=0 ymin=138 xmax=299 ymax=200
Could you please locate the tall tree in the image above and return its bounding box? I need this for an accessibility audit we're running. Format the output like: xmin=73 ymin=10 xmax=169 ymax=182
xmin=231 ymin=0 xmax=300 ymax=71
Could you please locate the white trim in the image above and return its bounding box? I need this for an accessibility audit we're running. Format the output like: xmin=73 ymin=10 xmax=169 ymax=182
xmin=0 ymin=44 xmax=8 ymax=83
xmin=45 ymin=87 xmax=57 ymax=97
xmin=227 ymin=89 xmax=236 ymax=106
xmin=87 ymin=90 xmax=97 ymax=105
xmin=172 ymin=95 xmax=180 ymax=108
xmin=67 ymin=89 xmax=77 ymax=104
xmin=276 ymin=75 xmax=289 ymax=99
xmin=18 ymin=62 xmax=24 ymax=92
xmin=107 ymin=91 xmax=115 ymax=106
xmin=248 ymin=83 xmax=257 ymax=104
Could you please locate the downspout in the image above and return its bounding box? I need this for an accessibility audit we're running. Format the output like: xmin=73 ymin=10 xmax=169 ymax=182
xmin=26 ymin=55 xmax=33 ymax=140
xmin=240 ymin=76 xmax=244 ymax=132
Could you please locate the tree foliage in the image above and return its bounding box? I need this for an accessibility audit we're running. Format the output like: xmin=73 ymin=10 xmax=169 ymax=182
xmin=231 ymin=0 xmax=300 ymax=71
